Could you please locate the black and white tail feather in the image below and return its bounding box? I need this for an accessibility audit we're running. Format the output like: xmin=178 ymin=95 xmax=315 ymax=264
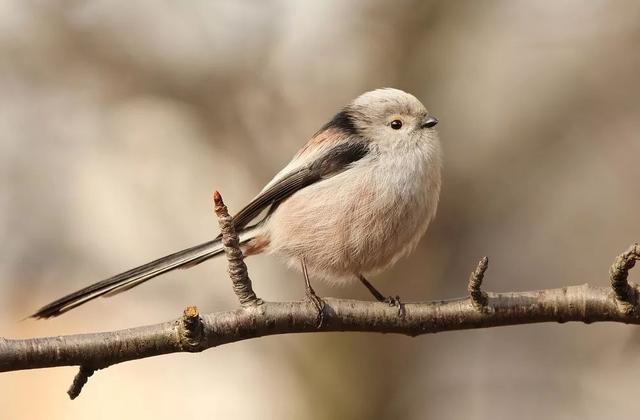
xmin=31 ymin=135 xmax=370 ymax=319
xmin=31 ymin=228 xmax=259 ymax=319
xmin=33 ymin=238 xmax=222 ymax=318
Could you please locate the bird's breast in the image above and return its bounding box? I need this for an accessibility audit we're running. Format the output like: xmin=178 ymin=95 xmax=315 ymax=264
xmin=265 ymin=143 xmax=442 ymax=281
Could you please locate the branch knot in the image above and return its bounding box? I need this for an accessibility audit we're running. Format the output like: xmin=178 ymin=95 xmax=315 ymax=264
xmin=180 ymin=305 xmax=204 ymax=351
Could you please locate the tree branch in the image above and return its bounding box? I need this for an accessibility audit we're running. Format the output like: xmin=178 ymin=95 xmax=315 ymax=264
xmin=0 ymin=191 xmax=637 ymax=400
xmin=2 ymin=283 xmax=640 ymax=374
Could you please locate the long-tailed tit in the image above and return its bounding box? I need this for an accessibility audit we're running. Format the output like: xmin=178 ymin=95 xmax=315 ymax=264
xmin=33 ymin=88 xmax=442 ymax=319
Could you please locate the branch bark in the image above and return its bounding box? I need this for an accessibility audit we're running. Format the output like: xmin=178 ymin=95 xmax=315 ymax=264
xmin=2 ymin=283 xmax=640 ymax=374
xmin=0 ymin=190 xmax=637 ymax=400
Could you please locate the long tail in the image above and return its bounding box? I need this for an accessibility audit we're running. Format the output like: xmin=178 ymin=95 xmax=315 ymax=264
xmin=32 ymin=231 xmax=254 ymax=319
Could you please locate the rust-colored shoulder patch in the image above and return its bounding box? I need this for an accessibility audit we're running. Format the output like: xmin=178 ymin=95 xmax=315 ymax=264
xmin=295 ymin=127 xmax=349 ymax=159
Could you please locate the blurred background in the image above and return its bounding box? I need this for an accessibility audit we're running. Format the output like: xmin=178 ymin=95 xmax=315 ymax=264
xmin=1 ymin=0 xmax=640 ymax=419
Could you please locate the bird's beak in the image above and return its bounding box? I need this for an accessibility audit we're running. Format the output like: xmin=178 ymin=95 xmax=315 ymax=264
xmin=421 ymin=115 xmax=438 ymax=128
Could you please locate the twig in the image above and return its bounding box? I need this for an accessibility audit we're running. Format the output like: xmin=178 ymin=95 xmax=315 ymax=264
xmin=610 ymin=243 xmax=640 ymax=305
xmin=67 ymin=365 xmax=96 ymax=400
xmin=213 ymin=191 xmax=260 ymax=307
xmin=468 ymin=256 xmax=489 ymax=308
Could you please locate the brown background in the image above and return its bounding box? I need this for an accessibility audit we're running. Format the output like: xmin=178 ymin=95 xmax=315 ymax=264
xmin=1 ymin=1 xmax=640 ymax=419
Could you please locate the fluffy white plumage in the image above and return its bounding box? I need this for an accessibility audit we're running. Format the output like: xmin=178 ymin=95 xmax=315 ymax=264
xmin=251 ymin=88 xmax=443 ymax=283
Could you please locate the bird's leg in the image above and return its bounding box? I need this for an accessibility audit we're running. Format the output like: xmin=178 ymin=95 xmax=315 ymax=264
xmin=301 ymin=258 xmax=325 ymax=328
xmin=358 ymin=274 xmax=386 ymax=301
xmin=358 ymin=274 xmax=405 ymax=317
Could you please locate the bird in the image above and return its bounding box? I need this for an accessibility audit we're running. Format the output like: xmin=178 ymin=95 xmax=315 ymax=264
xmin=32 ymin=88 xmax=442 ymax=319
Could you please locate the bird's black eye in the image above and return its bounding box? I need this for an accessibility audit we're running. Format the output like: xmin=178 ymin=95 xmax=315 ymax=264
xmin=390 ymin=120 xmax=402 ymax=130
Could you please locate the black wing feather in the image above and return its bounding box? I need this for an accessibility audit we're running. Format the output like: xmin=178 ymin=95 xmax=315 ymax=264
xmin=231 ymin=140 xmax=369 ymax=231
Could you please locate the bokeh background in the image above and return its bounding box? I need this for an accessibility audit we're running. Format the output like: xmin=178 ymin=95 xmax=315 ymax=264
xmin=1 ymin=1 xmax=640 ymax=419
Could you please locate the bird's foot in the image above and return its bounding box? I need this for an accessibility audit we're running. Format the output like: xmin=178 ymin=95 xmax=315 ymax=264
xmin=384 ymin=295 xmax=406 ymax=318
xmin=305 ymin=287 xmax=325 ymax=329
xmin=301 ymin=258 xmax=325 ymax=328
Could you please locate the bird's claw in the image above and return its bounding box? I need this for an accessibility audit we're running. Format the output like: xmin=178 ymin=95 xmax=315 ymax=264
xmin=384 ymin=295 xmax=405 ymax=318
xmin=306 ymin=289 xmax=325 ymax=328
